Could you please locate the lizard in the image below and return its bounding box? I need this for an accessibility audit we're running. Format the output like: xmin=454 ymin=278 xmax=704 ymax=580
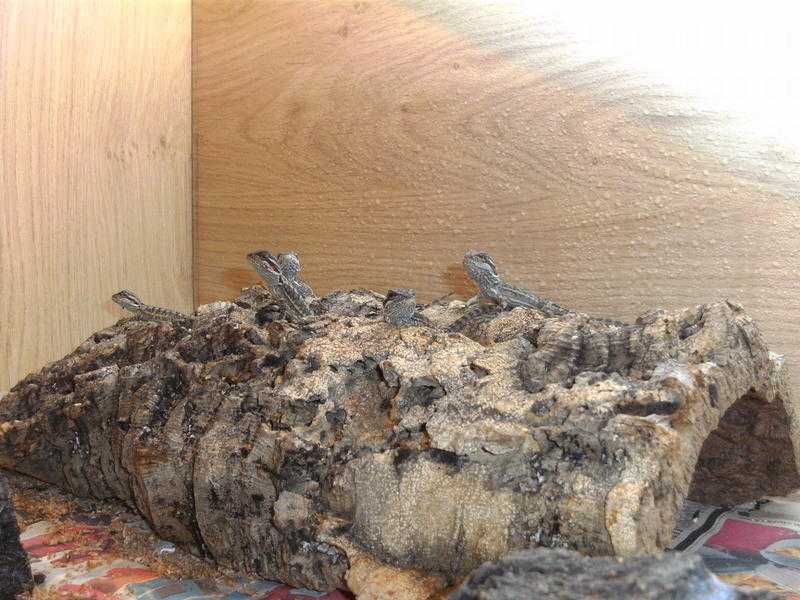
xmin=247 ymin=250 xmax=314 ymax=321
xmin=111 ymin=290 xmax=192 ymax=325
xmin=462 ymin=250 xmax=570 ymax=317
xmin=383 ymin=288 xmax=432 ymax=327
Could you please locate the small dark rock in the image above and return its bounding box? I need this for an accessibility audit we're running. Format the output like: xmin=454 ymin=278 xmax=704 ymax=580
xmin=449 ymin=548 xmax=779 ymax=600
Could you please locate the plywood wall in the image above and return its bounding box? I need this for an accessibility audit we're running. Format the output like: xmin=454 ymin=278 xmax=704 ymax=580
xmin=192 ymin=1 xmax=797 ymax=392
xmin=0 ymin=0 xmax=192 ymax=390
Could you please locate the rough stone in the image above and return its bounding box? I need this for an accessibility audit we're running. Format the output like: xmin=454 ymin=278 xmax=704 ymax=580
xmin=0 ymin=472 xmax=33 ymax=599
xmin=0 ymin=285 xmax=798 ymax=597
xmin=449 ymin=547 xmax=780 ymax=599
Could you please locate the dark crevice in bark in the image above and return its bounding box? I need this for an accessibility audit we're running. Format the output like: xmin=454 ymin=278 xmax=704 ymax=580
xmin=689 ymin=391 xmax=800 ymax=506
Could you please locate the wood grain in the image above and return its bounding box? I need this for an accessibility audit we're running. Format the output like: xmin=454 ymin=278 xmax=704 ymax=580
xmin=0 ymin=0 xmax=192 ymax=390
xmin=193 ymin=2 xmax=800 ymax=388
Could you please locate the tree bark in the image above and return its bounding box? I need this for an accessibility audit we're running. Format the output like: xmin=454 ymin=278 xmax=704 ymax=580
xmin=0 ymin=287 xmax=797 ymax=596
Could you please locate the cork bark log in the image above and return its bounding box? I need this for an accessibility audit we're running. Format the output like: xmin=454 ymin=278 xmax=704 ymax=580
xmin=0 ymin=286 xmax=798 ymax=597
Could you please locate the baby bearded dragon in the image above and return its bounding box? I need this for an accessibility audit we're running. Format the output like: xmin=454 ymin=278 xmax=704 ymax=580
xmin=462 ymin=250 xmax=569 ymax=317
xmin=383 ymin=288 xmax=431 ymax=327
xmin=112 ymin=290 xmax=192 ymax=325
xmin=247 ymin=250 xmax=313 ymax=320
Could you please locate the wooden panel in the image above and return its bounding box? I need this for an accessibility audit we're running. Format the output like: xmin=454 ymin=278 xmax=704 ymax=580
xmin=0 ymin=0 xmax=192 ymax=390
xmin=194 ymin=2 xmax=800 ymax=387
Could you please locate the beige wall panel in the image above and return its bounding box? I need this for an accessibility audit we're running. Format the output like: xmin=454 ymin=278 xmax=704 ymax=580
xmin=1 ymin=0 xmax=192 ymax=390
xmin=193 ymin=2 xmax=800 ymax=388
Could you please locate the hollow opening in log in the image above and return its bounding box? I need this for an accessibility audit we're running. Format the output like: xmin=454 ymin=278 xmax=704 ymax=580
xmin=688 ymin=392 xmax=800 ymax=506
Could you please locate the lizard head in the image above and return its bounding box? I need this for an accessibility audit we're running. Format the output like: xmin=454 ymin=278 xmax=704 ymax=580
xmin=112 ymin=290 xmax=143 ymax=312
xmin=247 ymin=250 xmax=282 ymax=284
xmin=385 ymin=288 xmax=416 ymax=304
xmin=463 ymin=250 xmax=499 ymax=280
